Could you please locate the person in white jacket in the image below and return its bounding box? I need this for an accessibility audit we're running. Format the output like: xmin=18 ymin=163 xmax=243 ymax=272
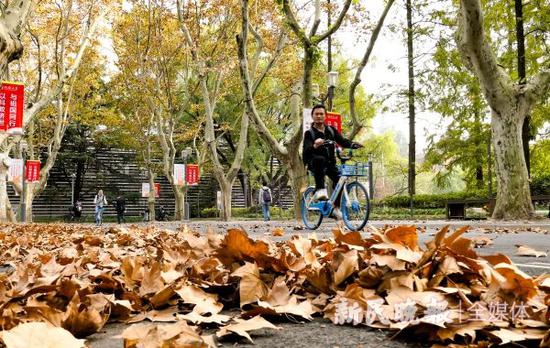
xmin=94 ymin=189 xmax=108 ymax=226
xmin=258 ymin=181 xmax=272 ymax=221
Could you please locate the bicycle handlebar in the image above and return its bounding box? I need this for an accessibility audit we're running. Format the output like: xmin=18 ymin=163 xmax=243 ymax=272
xmin=321 ymin=140 xmax=356 ymax=162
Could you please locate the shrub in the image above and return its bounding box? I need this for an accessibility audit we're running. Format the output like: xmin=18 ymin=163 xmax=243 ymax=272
xmin=531 ymin=175 xmax=550 ymax=196
xmin=377 ymin=190 xmax=489 ymax=209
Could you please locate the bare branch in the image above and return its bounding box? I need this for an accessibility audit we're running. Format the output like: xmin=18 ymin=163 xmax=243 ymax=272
xmin=314 ymin=0 xmax=352 ymax=43
xmin=348 ymin=0 xmax=395 ymax=139
xmin=280 ymin=0 xmax=310 ymax=45
xmin=237 ymin=0 xmax=288 ymax=158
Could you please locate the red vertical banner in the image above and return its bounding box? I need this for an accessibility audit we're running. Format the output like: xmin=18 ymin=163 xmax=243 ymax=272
xmin=325 ymin=112 xmax=342 ymax=133
xmin=154 ymin=183 xmax=160 ymax=198
xmin=186 ymin=164 xmax=200 ymax=186
xmin=25 ymin=160 xmax=41 ymax=183
xmin=0 ymin=82 xmax=25 ymax=134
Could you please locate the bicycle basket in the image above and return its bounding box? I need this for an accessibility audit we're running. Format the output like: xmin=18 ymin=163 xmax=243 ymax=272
xmin=340 ymin=163 xmax=369 ymax=177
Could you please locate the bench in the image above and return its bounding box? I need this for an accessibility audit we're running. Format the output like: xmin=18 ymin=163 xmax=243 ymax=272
xmin=445 ymin=195 xmax=550 ymax=219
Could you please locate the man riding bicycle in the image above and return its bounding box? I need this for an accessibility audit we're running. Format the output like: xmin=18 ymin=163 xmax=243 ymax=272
xmin=302 ymin=104 xmax=363 ymax=218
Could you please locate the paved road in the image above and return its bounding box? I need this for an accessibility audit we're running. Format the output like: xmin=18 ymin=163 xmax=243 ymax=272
xmin=86 ymin=219 xmax=550 ymax=348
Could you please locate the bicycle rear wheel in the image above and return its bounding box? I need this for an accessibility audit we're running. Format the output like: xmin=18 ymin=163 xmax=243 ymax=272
xmin=301 ymin=187 xmax=323 ymax=230
xmin=341 ymin=181 xmax=370 ymax=231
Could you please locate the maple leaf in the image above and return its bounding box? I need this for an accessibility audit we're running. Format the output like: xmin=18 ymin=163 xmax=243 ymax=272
xmin=231 ymin=262 xmax=268 ymax=307
xmin=216 ymin=316 xmax=281 ymax=343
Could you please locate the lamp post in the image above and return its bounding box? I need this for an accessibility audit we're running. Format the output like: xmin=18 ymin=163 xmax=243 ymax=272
xmin=312 ymin=72 xmax=338 ymax=110
xmin=70 ymin=173 xmax=76 ymax=205
xmin=327 ymin=71 xmax=338 ymax=111
xmin=19 ymin=140 xmax=27 ymax=222
xmin=181 ymin=147 xmax=193 ymax=221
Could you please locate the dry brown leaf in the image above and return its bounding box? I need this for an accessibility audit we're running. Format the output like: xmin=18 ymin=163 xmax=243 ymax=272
xmin=384 ymin=226 xmax=419 ymax=250
xmin=122 ymin=321 xmax=213 ymax=348
xmin=332 ymin=229 xmax=363 ymax=246
xmin=334 ymin=250 xmax=358 ymax=286
xmin=515 ymin=245 xmax=548 ymax=258
xmin=231 ymin=262 xmax=268 ymax=307
xmin=271 ymin=228 xmax=285 ymax=237
xmin=216 ymin=316 xmax=281 ymax=343
xmin=257 ymin=296 xmax=317 ymax=320
xmin=62 ymin=293 xmax=109 ymax=338
xmin=217 ymin=229 xmax=269 ymax=264
xmin=493 ymin=263 xmax=538 ymax=300
xmin=1 ymin=322 xmax=86 ymax=348
xmin=370 ymin=254 xmax=407 ymax=271
xmin=266 ymin=277 xmax=291 ymax=307
xmin=139 ymin=261 xmax=165 ymax=297
xmin=177 ymin=309 xmax=231 ymax=324
xmin=481 ymin=253 xmax=512 ymax=266
xmin=175 ymin=285 xmax=223 ymax=315
xmin=471 ymin=236 xmax=493 ymax=248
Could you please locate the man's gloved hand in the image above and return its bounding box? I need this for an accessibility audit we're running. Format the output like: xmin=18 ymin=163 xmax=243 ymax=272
xmin=351 ymin=143 xmax=364 ymax=149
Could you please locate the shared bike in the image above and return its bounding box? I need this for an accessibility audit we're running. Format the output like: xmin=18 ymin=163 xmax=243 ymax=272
xmin=301 ymin=140 xmax=371 ymax=231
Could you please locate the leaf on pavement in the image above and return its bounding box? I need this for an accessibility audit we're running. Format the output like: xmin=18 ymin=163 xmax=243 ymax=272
xmin=216 ymin=316 xmax=281 ymax=343
xmin=271 ymin=228 xmax=284 ymax=236
xmin=1 ymin=322 xmax=86 ymax=348
xmin=515 ymin=245 xmax=547 ymax=258
xmin=122 ymin=321 xmax=214 ymax=348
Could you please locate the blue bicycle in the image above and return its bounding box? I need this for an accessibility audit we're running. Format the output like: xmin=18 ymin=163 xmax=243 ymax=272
xmin=301 ymin=141 xmax=371 ymax=231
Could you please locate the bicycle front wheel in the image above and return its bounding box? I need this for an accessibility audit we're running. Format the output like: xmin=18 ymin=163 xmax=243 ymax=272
xmin=341 ymin=181 xmax=370 ymax=231
xmin=301 ymin=187 xmax=323 ymax=230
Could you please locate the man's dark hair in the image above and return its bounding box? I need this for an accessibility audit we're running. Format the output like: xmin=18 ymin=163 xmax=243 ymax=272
xmin=311 ymin=104 xmax=326 ymax=115
xmin=262 ymin=180 xmax=267 ymax=186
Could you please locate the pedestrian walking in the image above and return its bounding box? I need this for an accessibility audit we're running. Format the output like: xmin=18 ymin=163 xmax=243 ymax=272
xmin=94 ymin=189 xmax=108 ymax=226
xmin=115 ymin=194 xmax=126 ymax=224
xmin=259 ymin=181 xmax=272 ymax=221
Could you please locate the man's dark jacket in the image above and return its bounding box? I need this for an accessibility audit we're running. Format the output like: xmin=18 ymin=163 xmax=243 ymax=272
xmin=302 ymin=125 xmax=353 ymax=167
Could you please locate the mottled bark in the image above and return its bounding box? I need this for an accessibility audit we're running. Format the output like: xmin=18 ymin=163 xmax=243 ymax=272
xmin=457 ymin=0 xmax=549 ymax=219
xmin=0 ymin=0 xmax=33 ymax=78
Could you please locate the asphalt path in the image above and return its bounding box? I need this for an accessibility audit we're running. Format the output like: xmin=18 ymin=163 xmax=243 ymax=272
xmin=86 ymin=219 xmax=550 ymax=348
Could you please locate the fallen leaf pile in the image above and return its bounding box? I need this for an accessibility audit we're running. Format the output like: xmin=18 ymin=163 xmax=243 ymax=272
xmin=0 ymin=223 xmax=548 ymax=347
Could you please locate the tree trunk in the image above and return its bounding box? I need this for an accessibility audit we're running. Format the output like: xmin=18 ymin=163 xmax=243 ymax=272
xmin=173 ymin=186 xmax=186 ymax=220
xmin=302 ymin=46 xmax=315 ymax=108
xmin=287 ymin=152 xmax=307 ymax=220
xmin=24 ymin=183 xmax=34 ymax=222
xmin=455 ymin=0 xmax=548 ymax=219
xmin=148 ymin=169 xmax=156 ymax=222
xmin=219 ymin=179 xmax=232 ymax=221
xmin=491 ymin=111 xmax=533 ymax=219
xmin=473 ymin=104 xmax=484 ymax=189
xmin=0 ymin=156 xmax=9 ymax=222
xmin=515 ymin=0 xmax=530 ymax=177
xmin=406 ymin=0 xmax=416 ymax=213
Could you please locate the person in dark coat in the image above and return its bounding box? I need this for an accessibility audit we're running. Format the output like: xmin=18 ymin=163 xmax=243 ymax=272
xmin=115 ymin=194 xmax=126 ymax=224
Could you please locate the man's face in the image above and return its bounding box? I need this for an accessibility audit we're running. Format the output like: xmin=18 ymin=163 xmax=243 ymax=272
xmin=312 ymin=107 xmax=326 ymax=124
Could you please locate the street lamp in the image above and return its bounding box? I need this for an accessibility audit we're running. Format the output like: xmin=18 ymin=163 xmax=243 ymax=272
xmin=327 ymin=71 xmax=338 ymax=111
xmin=181 ymin=147 xmax=193 ymax=221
